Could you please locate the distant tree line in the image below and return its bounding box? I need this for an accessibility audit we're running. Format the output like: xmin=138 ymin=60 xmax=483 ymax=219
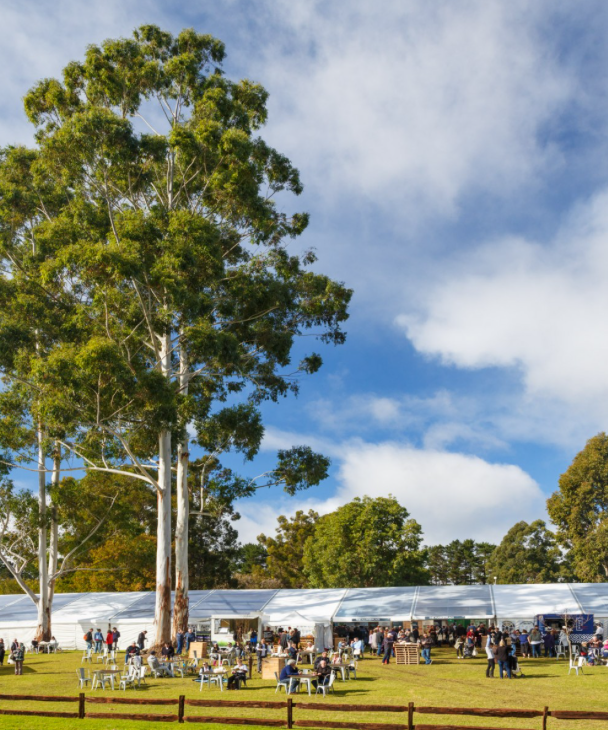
xmin=2 ymin=432 xmax=608 ymax=594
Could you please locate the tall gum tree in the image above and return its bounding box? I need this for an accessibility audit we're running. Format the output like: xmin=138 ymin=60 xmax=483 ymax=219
xmin=21 ymin=25 xmax=351 ymax=644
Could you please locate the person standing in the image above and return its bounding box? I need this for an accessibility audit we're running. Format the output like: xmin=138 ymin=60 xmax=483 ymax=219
xmin=112 ymin=627 xmax=121 ymax=651
xmin=485 ymin=634 xmax=495 ymax=678
xmin=137 ymin=630 xmax=148 ymax=652
xmin=94 ymin=629 xmax=104 ymax=653
xmin=176 ymin=630 xmax=184 ymax=656
xmin=382 ymin=631 xmax=394 ymax=665
xmin=495 ymin=640 xmax=511 ymax=679
xmin=0 ymin=638 xmax=5 ymax=666
xmin=370 ymin=630 xmax=378 ymax=656
xmin=420 ymin=633 xmax=432 ymax=665
xmin=519 ymin=629 xmax=529 ymax=658
xmin=256 ymin=638 xmax=268 ymax=673
xmin=292 ymin=627 xmax=301 ymax=650
xmin=106 ymin=628 xmax=114 ymax=651
xmin=529 ymin=627 xmax=542 ymax=658
xmin=84 ymin=628 xmax=93 ymax=651
xmin=12 ymin=641 xmax=25 ymax=675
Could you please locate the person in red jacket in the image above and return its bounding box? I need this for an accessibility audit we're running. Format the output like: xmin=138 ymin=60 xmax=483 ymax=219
xmin=106 ymin=629 xmax=114 ymax=650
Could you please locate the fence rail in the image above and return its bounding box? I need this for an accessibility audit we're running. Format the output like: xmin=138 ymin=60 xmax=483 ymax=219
xmin=0 ymin=694 xmax=606 ymax=727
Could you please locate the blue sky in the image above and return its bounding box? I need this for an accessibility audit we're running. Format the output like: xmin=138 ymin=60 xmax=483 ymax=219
xmin=3 ymin=0 xmax=608 ymax=545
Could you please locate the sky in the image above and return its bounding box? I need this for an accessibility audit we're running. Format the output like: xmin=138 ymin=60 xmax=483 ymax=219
xmin=3 ymin=0 xmax=608 ymax=547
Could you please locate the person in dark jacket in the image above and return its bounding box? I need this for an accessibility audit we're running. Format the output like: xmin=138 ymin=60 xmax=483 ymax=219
xmin=382 ymin=631 xmax=394 ymax=665
xmin=543 ymin=631 xmax=556 ymax=657
xmin=84 ymin=629 xmax=93 ymax=650
xmin=137 ymin=630 xmax=148 ymax=651
xmin=279 ymin=659 xmax=300 ymax=693
xmin=0 ymin=638 xmax=5 ymax=665
xmin=494 ymin=640 xmax=511 ymax=679
xmin=161 ymin=642 xmax=175 ymax=660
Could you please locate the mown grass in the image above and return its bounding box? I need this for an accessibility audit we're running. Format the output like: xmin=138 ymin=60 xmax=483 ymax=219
xmin=0 ymin=647 xmax=605 ymax=730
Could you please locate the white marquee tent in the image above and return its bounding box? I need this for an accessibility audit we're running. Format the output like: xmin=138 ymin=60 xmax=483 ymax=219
xmin=1 ymin=583 xmax=607 ymax=649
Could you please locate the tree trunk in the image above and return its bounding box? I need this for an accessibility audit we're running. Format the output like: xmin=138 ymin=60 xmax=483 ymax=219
xmin=173 ymin=340 xmax=189 ymax=636
xmin=46 ymin=446 xmax=61 ymax=636
xmin=154 ymin=332 xmax=173 ymax=646
xmin=36 ymin=425 xmax=50 ymax=641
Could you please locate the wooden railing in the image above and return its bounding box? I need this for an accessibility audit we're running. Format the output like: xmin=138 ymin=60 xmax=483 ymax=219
xmin=0 ymin=694 xmax=607 ymax=727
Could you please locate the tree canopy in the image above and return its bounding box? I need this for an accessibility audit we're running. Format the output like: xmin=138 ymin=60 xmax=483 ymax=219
xmin=547 ymin=432 xmax=608 ymax=581
xmin=302 ymin=496 xmax=428 ymax=588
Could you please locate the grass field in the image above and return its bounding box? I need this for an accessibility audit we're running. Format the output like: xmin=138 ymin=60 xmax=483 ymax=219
xmin=0 ymin=647 xmax=605 ymax=730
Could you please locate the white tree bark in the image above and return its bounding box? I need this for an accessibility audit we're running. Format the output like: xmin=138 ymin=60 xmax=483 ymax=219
xmin=47 ymin=446 xmax=60 ymax=632
xmin=173 ymin=337 xmax=189 ymax=636
xmin=36 ymin=425 xmax=50 ymax=641
xmin=154 ymin=332 xmax=173 ymax=646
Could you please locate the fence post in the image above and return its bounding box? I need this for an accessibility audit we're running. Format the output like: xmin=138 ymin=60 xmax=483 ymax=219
xmin=78 ymin=692 xmax=85 ymax=719
xmin=287 ymin=697 xmax=293 ymax=729
xmin=407 ymin=701 xmax=414 ymax=730
xmin=542 ymin=706 xmax=549 ymax=730
xmin=249 ymin=653 xmax=254 ymax=676
xmin=178 ymin=694 xmax=185 ymax=723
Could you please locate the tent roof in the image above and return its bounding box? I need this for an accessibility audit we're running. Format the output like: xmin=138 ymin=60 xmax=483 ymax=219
xmin=568 ymin=584 xmax=608 ymax=615
xmin=189 ymin=589 xmax=278 ymax=618
xmin=262 ymin=589 xmax=347 ymax=624
xmin=412 ymin=585 xmax=494 ymax=619
xmin=1 ymin=584 xmax=606 ymax=627
xmin=334 ymin=587 xmax=417 ymax=621
xmin=492 ymin=584 xmax=581 ymax=616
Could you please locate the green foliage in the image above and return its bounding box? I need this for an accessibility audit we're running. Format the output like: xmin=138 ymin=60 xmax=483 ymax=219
xmin=485 ymin=520 xmax=566 ymax=584
xmin=232 ymin=542 xmax=267 ymax=574
xmin=257 ymin=509 xmax=319 ymax=588
xmin=426 ymin=540 xmax=496 ymax=585
xmin=303 ymin=496 xmax=428 ymax=588
xmin=547 ymin=432 xmax=608 ymax=581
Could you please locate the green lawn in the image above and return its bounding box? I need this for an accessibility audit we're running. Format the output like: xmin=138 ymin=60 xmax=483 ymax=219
xmin=0 ymin=647 xmax=605 ymax=730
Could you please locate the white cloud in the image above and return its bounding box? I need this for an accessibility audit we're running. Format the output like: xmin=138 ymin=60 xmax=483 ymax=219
xmin=255 ymin=0 xmax=572 ymax=218
xmin=237 ymin=433 xmax=544 ymax=545
xmin=397 ymin=188 xmax=608 ymax=436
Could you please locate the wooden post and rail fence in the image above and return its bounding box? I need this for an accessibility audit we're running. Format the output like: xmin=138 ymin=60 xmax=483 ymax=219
xmin=0 ymin=694 xmax=607 ymax=728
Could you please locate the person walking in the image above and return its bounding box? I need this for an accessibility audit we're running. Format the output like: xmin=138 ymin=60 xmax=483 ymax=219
xmin=485 ymin=634 xmax=495 ymax=678
xmin=12 ymin=641 xmax=25 ymax=676
xmin=0 ymin=638 xmax=5 ymax=666
xmin=495 ymin=640 xmax=511 ymax=679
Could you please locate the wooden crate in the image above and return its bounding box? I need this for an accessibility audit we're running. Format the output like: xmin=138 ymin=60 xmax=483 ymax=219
xmin=394 ymin=643 xmax=419 ymax=665
xmin=188 ymin=641 xmax=207 ymax=660
xmin=261 ymin=656 xmax=286 ymax=680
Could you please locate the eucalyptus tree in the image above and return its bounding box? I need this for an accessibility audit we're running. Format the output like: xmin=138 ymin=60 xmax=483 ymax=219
xmin=21 ymin=25 xmax=351 ymax=643
xmin=0 ymin=145 xmax=88 ymax=638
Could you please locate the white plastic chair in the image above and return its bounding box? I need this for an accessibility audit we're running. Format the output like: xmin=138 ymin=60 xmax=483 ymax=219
xmin=568 ymin=656 xmax=585 ymax=675
xmin=274 ymin=671 xmax=292 ymax=694
xmin=97 ymin=647 xmax=108 ymax=663
xmin=201 ymin=674 xmax=223 ymax=691
xmin=315 ymin=672 xmax=336 ymax=696
xmin=76 ymin=668 xmax=91 ymax=689
xmin=119 ymin=666 xmax=137 ymax=690
xmin=94 ymin=672 xmax=113 ymax=690
xmin=81 ymin=649 xmax=92 ymax=663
